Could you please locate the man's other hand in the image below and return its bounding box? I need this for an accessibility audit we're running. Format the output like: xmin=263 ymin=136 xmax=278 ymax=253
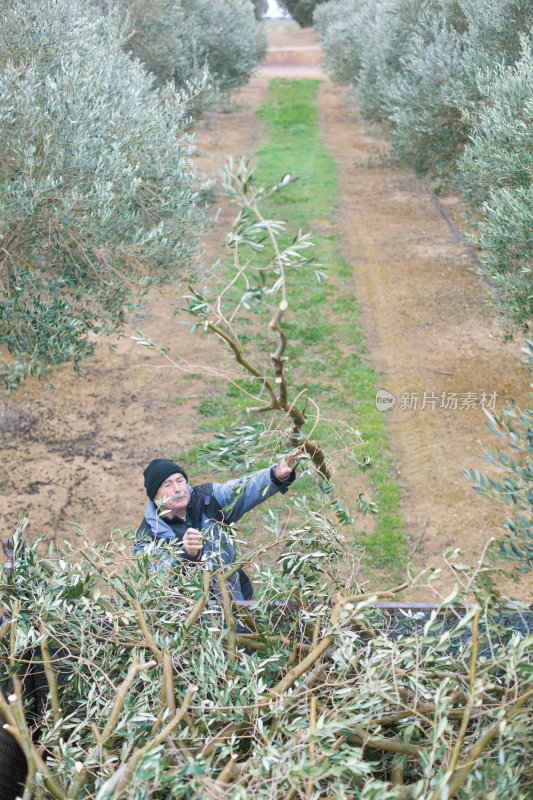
xmin=183 ymin=527 xmax=203 ymax=558
xmin=275 ymin=450 xmax=300 ymax=480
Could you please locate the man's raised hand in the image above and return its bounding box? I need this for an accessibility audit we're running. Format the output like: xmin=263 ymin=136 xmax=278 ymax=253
xmin=274 ymin=448 xmax=301 ymax=480
xmin=183 ymin=527 xmax=203 ymax=558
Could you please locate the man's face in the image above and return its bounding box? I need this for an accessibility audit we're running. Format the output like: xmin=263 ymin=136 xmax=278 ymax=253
xmin=155 ymin=472 xmax=190 ymax=517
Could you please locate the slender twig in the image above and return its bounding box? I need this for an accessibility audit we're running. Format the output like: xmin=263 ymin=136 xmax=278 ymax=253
xmin=445 ymin=687 xmax=533 ymax=798
xmin=100 ymin=686 xmax=198 ymax=799
xmin=39 ymin=620 xmax=62 ymax=727
xmin=134 ymin=602 xmax=163 ymax=661
xmin=234 ymin=636 xmax=268 ymax=651
xmin=100 ymin=657 xmax=157 ymax=745
xmin=213 ymin=754 xmax=238 ymax=789
xmin=340 ymin=581 xmax=410 ymax=604
xmin=206 ymin=320 xmax=278 ymax=406
xmin=346 ymin=726 xmax=424 ymax=757
xmin=429 ymin=607 xmax=482 ymax=800
xmin=183 ymin=569 xmax=212 ymax=630
xmin=163 ymin=651 xmax=176 ymax=715
xmin=391 ymin=755 xmax=405 ymax=786
xmin=269 ymin=299 xmax=289 ymax=407
xmin=149 ymin=698 xmax=166 ymax=737
xmin=368 ymin=703 xmax=453 ymax=727
xmin=217 ymin=571 xmax=237 ymax=664
xmin=305 ymin=695 xmax=317 ymax=799
xmin=150 ymin=348 xmax=271 ymax=404
xmin=216 ymin=252 xmax=249 ymax=323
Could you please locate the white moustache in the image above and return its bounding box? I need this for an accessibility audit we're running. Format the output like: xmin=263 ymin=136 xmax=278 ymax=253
xmin=171 ymin=491 xmax=187 ymax=501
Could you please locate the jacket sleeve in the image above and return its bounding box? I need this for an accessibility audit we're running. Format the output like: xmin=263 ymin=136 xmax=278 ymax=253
xmin=133 ymin=519 xmax=154 ymax=556
xmin=211 ymin=465 xmax=296 ymax=525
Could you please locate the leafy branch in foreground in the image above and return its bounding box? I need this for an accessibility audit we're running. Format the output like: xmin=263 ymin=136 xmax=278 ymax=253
xmin=0 ymin=517 xmax=531 ymax=799
xmin=466 ymin=337 xmax=533 ymax=573
xmin=135 ymin=157 xmax=363 ymax=486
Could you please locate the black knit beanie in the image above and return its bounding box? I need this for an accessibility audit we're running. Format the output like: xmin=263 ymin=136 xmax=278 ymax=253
xmin=143 ymin=458 xmax=188 ymax=500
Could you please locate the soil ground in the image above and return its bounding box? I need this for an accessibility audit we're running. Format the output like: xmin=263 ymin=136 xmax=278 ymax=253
xmin=1 ymin=22 xmax=531 ymax=599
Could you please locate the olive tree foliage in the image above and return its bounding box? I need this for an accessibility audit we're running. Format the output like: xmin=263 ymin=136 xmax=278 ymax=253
xmin=114 ymin=0 xmax=266 ymax=102
xmin=251 ymin=0 xmax=269 ymax=19
xmin=314 ymin=0 xmax=533 ymax=330
xmin=315 ymin=0 xmax=532 ymax=180
xmin=0 ymin=0 xmax=207 ymax=391
xmin=383 ymin=0 xmax=533 ymax=182
xmin=467 ymin=338 xmax=533 ymax=572
xmin=459 ymin=37 xmax=533 ymax=332
xmin=278 ymin=0 xmax=329 ymax=27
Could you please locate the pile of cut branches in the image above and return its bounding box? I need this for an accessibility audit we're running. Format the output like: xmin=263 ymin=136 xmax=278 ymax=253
xmin=0 ymin=515 xmax=531 ymax=800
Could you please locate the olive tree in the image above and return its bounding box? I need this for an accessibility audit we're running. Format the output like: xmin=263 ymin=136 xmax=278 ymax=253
xmin=251 ymin=0 xmax=268 ymax=19
xmin=315 ymin=0 xmax=533 ymax=327
xmin=278 ymin=0 xmax=328 ymax=27
xmin=316 ymin=0 xmax=533 ymax=182
xmin=118 ymin=0 xmax=266 ymax=101
xmin=459 ymin=37 xmax=533 ymax=332
xmin=0 ymin=0 xmax=207 ymax=390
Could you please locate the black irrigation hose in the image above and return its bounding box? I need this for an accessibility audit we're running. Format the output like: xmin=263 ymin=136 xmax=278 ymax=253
xmin=424 ymin=180 xmax=479 ymax=264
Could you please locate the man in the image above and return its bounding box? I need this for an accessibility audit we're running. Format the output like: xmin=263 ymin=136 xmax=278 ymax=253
xmin=135 ymin=454 xmax=298 ymax=602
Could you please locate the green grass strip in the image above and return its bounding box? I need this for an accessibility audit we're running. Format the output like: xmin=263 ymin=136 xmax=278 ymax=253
xmin=254 ymin=78 xmax=406 ymax=572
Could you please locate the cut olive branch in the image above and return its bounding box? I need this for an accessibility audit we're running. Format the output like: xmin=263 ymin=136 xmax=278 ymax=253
xmin=134 ymin=157 xmax=334 ymax=480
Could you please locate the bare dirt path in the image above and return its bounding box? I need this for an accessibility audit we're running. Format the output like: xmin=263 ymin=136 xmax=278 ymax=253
xmin=1 ymin=22 xmax=530 ymax=597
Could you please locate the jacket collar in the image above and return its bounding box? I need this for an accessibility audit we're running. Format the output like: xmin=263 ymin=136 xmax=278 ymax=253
xmin=144 ymin=485 xmax=208 ymax=538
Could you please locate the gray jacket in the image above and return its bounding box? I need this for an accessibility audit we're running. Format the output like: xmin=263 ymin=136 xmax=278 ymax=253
xmin=134 ymin=465 xmax=295 ymax=602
